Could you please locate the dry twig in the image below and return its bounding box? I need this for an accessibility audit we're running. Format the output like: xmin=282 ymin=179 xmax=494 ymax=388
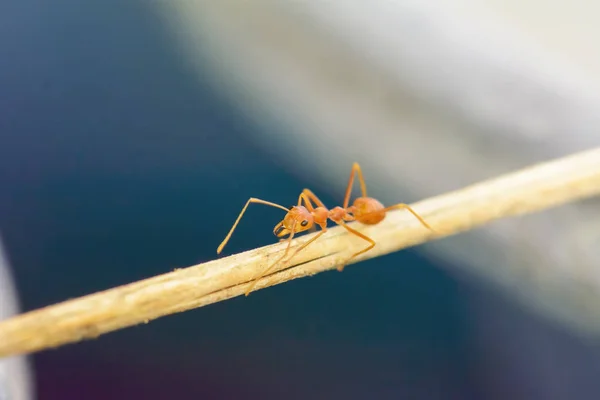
xmin=1 ymin=147 xmax=600 ymax=358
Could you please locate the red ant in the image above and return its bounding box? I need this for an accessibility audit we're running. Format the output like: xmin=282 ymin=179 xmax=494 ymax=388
xmin=217 ymin=162 xmax=433 ymax=295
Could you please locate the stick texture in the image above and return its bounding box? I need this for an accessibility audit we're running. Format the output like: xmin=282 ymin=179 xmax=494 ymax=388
xmin=1 ymin=147 xmax=600 ymax=358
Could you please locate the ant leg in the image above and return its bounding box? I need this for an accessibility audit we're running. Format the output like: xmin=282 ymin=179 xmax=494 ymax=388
xmin=336 ymin=221 xmax=376 ymax=271
xmin=281 ymin=224 xmax=327 ymax=266
xmin=279 ymin=227 xmax=313 ymax=242
xmin=245 ymin=222 xmax=298 ymax=296
xmin=383 ymin=203 xmax=434 ymax=232
xmin=301 ymin=188 xmax=327 ymax=209
xmin=297 ymin=192 xmax=315 ymax=212
xmin=217 ymin=197 xmax=290 ymax=254
xmin=245 ymin=224 xmax=328 ymax=296
xmin=298 ymin=190 xmax=330 ymax=217
xmin=343 ymin=163 xmax=368 ymax=209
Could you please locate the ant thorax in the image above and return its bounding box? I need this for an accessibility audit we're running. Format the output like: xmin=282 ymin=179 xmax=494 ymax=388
xmin=328 ymin=206 xmax=347 ymax=223
xmin=312 ymin=207 xmax=329 ymax=225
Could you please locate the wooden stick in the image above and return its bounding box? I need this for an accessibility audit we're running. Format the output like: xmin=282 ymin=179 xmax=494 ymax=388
xmin=1 ymin=147 xmax=600 ymax=358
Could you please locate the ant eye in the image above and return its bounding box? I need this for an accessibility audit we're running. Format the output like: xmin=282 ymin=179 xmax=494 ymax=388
xmin=289 ymin=206 xmax=294 ymax=210
xmin=300 ymin=220 xmax=309 ymax=227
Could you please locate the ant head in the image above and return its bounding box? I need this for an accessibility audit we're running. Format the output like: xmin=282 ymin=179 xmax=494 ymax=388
xmin=273 ymin=206 xmax=314 ymax=238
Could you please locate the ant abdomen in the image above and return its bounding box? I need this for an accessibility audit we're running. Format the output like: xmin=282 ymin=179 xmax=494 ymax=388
xmin=352 ymin=197 xmax=386 ymax=225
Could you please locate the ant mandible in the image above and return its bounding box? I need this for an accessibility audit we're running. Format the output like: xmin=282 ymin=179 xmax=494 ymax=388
xmin=217 ymin=162 xmax=434 ymax=295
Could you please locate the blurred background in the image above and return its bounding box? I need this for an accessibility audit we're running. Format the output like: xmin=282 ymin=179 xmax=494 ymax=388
xmin=2 ymin=1 xmax=600 ymax=399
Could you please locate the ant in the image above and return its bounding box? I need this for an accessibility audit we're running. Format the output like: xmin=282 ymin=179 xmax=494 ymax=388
xmin=217 ymin=162 xmax=434 ymax=295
